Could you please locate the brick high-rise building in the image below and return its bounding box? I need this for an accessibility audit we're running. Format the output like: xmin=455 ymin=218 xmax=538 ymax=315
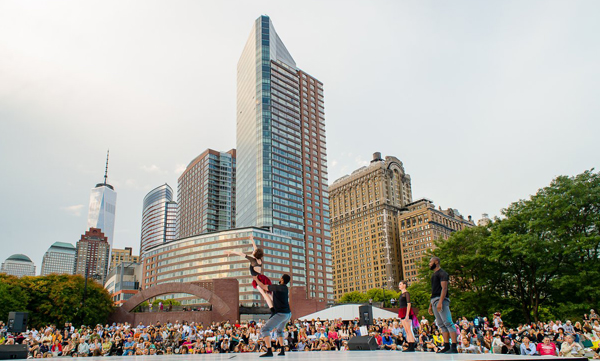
xmin=330 ymin=153 xmax=412 ymax=299
xmin=75 ymin=228 xmax=110 ymax=284
xmin=398 ymin=199 xmax=475 ymax=285
xmin=237 ymin=15 xmax=332 ymax=301
xmin=177 ymin=149 xmax=236 ymax=239
xmin=40 ymin=242 xmax=76 ymax=276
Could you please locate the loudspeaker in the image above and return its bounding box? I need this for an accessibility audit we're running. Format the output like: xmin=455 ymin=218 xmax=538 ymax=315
xmin=0 ymin=344 xmax=28 ymax=360
xmin=347 ymin=336 xmax=378 ymax=351
xmin=7 ymin=312 xmax=28 ymax=333
xmin=358 ymin=305 xmax=373 ymax=326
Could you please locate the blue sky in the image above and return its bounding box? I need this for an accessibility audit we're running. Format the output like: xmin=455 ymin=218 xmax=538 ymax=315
xmin=1 ymin=0 xmax=598 ymax=272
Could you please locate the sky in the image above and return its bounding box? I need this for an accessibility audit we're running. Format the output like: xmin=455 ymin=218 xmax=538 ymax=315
xmin=1 ymin=0 xmax=599 ymax=273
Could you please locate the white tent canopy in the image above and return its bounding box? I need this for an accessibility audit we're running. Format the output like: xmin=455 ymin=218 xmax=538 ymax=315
xmin=298 ymin=304 xmax=398 ymax=321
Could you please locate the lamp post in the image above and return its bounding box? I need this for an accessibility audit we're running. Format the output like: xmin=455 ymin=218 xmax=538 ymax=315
xmin=81 ymin=263 xmax=101 ymax=326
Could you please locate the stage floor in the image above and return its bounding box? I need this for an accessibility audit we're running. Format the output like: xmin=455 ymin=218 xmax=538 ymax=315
xmin=80 ymin=351 xmax=579 ymax=361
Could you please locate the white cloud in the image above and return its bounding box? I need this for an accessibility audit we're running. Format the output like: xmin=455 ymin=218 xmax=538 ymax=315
xmin=140 ymin=164 xmax=164 ymax=173
xmin=174 ymin=164 xmax=186 ymax=175
xmin=61 ymin=204 xmax=84 ymax=217
xmin=355 ymin=157 xmax=369 ymax=167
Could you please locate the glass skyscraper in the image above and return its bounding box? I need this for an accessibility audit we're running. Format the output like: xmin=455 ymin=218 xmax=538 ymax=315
xmin=87 ymin=153 xmax=117 ymax=248
xmin=40 ymin=242 xmax=76 ymax=276
xmin=176 ymin=149 xmax=236 ymax=239
xmin=140 ymin=184 xmax=178 ymax=259
xmin=237 ymin=16 xmax=332 ymax=301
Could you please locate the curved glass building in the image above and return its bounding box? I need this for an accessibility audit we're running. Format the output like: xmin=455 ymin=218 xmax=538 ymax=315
xmin=140 ymin=184 xmax=178 ymax=260
xmin=1 ymin=254 xmax=36 ymax=277
xmin=41 ymin=242 xmax=76 ymax=276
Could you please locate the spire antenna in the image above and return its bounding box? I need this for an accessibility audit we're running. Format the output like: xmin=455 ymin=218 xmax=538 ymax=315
xmin=104 ymin=150 xmax=109 ymax=185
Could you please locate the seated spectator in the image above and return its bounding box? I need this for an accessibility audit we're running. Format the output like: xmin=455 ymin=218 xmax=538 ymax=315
xmin=560 ymin=335 xmax=584 ymax=357
xmin=458 ymin=337 xmax=481 ymax=354
xmin=122 ymin=337 xmax=135 ymax=356
xmin=381 ymin=332 xmax=396 ymax=350
xmin=77 ymin=338 xmax=90 ymax=357
xmin=537 ymin=337 xmax=558 ymax=356
xmin=520 ymin=336 xmax=536 ymax=356
xmin=501 ymin=337 xmax=516 ymax=354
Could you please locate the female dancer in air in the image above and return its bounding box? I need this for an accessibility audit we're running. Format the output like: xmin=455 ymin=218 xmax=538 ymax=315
xmin=398 ymin=280 xmax=418 ymax=352
xmin=224 ymin=237 xmax=274 ymax=315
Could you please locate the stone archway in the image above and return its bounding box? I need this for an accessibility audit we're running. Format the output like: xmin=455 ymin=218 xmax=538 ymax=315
xmin=108 ymin=279 xmax=239 ymax=325
xmin=122 ymin=283 xmax=230 ymax=316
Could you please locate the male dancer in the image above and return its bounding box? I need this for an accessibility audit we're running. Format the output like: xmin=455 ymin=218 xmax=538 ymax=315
xmin=428 ymin=256 xmax=458 ymax=353
xmin=254 ymin=274 xmax=292 ymax=357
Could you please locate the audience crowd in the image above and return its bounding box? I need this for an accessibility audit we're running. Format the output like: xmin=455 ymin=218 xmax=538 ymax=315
xmin=1 ymin=309 xmax=600 ymax=358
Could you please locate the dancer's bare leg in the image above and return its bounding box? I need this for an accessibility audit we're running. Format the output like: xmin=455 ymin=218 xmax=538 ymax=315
xmin=258 ymin=287 xmax=273 ymax=308
xmin=401 ymin=319 xmax=415 ymax=343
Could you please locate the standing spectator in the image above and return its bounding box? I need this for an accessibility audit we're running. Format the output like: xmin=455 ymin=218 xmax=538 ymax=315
xmin=159 ymin=302 xmax=163 ymax=312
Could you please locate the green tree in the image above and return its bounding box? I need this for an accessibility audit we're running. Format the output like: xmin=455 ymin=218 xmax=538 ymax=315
xmin=0 ymin=274 xmax=29 ymax=322
xmin=413 ymin=170 xmax=600 ymax=324
xmin=338 ymin=291 xmax=368 ymax=304
xmin=6 ymin=274 xmax=114 ymax=328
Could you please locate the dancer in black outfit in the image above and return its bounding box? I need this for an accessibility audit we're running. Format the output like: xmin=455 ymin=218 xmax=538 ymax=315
xmin=398 ymin=280 xmax=417 ymax=352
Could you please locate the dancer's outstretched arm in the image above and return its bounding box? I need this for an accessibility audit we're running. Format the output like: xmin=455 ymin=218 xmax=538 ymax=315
xmin=249 ymin=237 xmax=258 ymax=252
xmin=224 ymin=250 xmax=247 ymax=257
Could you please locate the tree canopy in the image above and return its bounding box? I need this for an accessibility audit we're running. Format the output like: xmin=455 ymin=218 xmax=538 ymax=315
xmin=410 ymin=170 xmax=600 ymax=324
xmin=0 ymin=274 xmax=114 ymax=328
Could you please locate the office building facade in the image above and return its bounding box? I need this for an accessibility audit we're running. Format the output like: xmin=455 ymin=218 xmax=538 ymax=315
xmin=75 ymin=228 xmax=111 ymax=284
xmin=1 ymin=254 xmax=36 ymax=277
xmin=105 ymin=262 xmax=141 ymax=306
xmin=140 ymin=184 xmax=178 ymax=259
xmin=237 ymin=15 xmax=332 ymax=301
xmin=177 ymin=149 xmax=236 ymax=239
xmin=109 ymin=247 xmax=140 ymax=272
xmin=398 ymin=199 xmax=475 ymax=284
xmin=40 ymin=242 xmax=76 ymax=276
xmin=330 ymin=153 xmax=413 ymax=298
xmin=141 ymin=227 xmax=305 ymax=307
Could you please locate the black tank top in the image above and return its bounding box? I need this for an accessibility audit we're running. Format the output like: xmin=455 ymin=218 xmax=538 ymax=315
xmin=245 ymin=255 xmax=262 ymax=276
xmin=399 ymin=292 xmax=410 ymax=308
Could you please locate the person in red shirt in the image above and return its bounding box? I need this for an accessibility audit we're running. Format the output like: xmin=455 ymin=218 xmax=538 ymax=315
xmin=536 ymin=337 xmax=558 ymax=356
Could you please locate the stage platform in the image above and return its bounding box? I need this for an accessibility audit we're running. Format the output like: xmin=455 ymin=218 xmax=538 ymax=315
xmin=80 ymin=351 xmax=585 ymax=361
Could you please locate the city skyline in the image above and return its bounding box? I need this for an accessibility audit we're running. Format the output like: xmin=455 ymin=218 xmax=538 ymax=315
xmin=1 ymin=1 xmax=599 ymax=272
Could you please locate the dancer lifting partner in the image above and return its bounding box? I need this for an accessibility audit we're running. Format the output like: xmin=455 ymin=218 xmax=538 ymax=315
xmin=224 ymin=237 xmax=274 ymax=315
xmin=398 ymin=280 xmax=418 ymax=352
xmin=255 ymin=274 xmax=292 ymax=357
xmin=428 ymin=256 xmax=458 ymax=353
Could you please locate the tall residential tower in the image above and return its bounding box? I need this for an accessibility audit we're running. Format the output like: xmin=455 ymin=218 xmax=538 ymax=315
xmin=237 ymin=16 xmax=332 ymax=301
xmin=140 ymin=184 xmax=177 ymax=259
xmin=176 ymin=149 xmax=236 ymax=239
